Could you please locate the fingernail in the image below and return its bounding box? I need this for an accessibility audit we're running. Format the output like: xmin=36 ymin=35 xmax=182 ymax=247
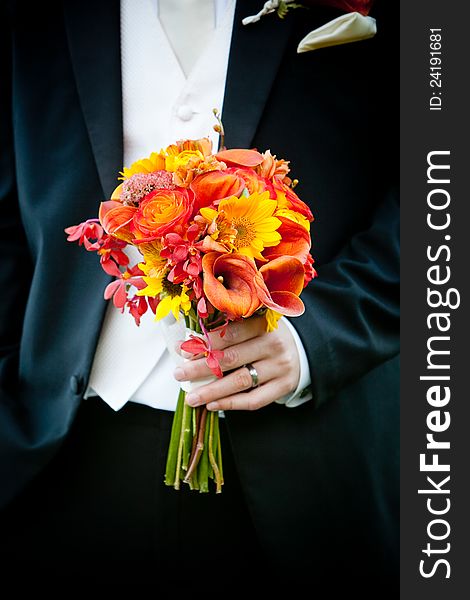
xmin=207 ymin=403 xmax=218 ymax=412
xmin=186 ymin=393 xmax=200 ymax=406
xmin=174 ymin=367 xmax=185 ymax=381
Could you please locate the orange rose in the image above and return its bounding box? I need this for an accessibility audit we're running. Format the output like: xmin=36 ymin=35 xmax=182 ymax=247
xmin=226 ymin=167 xmax=276 ymax=198
xmin=132 ymin=188 xmax=194 ymax=242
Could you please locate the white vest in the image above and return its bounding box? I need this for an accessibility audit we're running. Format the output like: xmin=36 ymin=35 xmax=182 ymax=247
xmin=85 ymin=0 xmax=235 ymax=411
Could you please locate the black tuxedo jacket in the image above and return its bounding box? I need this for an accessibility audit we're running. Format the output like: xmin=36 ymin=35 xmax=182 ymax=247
xmin=1 ymin=0 xmax=399 ymax=577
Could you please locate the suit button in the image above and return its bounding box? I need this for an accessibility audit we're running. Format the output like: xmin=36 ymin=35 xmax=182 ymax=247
xmin=70 ymin=375 xmax=84 ymax=395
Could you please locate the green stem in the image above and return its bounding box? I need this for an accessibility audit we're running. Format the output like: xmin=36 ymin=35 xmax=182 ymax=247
xmin=197 ymin=414 xmax=211 ymax=493
xmin=182 ymin=402 xmax=193 ymax=472
xmin=164 ymin=388 xmax=185 ymax=488
xmin=175 ymin=398 xmax=191 ymax=488
xmin=184 ymin=407 xmax=208 ymax=484
xmin=188 ymin=406 xmax=201 ymax=462
xmin=208 ymin=411 xmax=223 ymax=493
xmin=216 ymin=418 xmax=224 ymax=486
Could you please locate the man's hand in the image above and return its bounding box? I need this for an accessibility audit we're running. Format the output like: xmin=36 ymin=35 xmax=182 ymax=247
xmin=174 ymin=317 xmax=300 ymax=411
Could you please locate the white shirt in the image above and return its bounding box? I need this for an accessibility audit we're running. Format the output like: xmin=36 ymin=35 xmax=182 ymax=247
xmin=85 ymin=0 xmax=312 ymax=411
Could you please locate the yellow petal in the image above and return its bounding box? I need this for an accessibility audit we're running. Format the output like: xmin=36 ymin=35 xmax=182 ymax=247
xmin=155 ymin=296 xmax=172 ymax=321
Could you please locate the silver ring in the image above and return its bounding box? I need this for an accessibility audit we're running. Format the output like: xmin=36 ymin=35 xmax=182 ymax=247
xmin=244 ymin=363 xmax=259 ymax=389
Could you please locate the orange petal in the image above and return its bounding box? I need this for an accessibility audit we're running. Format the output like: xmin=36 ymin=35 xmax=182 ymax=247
xmin=99 ymin=200 xmax=136 ymax=242
xmin=202 ymin=252 xmax=261 ymax=319
xmin=190 ymin=170 xmax=245 ymax=212
xmin=266 ymin=291 xmax=305 ymax=316
xmin=263 ymin=217 xmax=311 ymax=263
xmin=253 ymin=271 xmax=305 ymax=317
xmin=260 ymin=256 xmax=305 ymax=296
xmin=227 ymin=167 xmax=275 ymax=197
xmin=215 ymin=149 xmax=264 ymax=168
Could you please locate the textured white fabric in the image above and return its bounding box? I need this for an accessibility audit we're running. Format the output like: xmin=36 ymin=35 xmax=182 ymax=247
xmin=159 ymin=0 xmax=215 ymax=77
xmin=85 ymin=0 xmax=312 ymax=412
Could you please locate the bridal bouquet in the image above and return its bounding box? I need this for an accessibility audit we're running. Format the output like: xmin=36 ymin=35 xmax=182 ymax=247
xmin=66 ymin=135 xmax=316 ymax=493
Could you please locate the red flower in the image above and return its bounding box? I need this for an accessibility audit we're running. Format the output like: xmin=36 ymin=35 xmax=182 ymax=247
xmin=303 ymin=253 xmax=318 ymax=287
xmin=162 ymin=225 xmax=203 ymax=292
xmin=127 ymin=295 xmax=149 ymax=326
xmin=305 ymin=0 xmax=374 ymax=16
xmin=64 ymin=220 xmax=103 ymax=251
xmin=104 ymin=265 xmax=145 ymax=308
xmin=97 ymin=236 xmax=129 ymax=276
xmin=180 ymin=335 xmax=225 ymax=379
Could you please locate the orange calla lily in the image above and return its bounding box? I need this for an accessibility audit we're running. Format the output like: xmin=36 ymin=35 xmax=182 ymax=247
xmin=190 ymin=170 xmax=245 ymax=213
xmin=99 ymin=200 xmax=137 ymax=243
xmin=215 ymin=148 xmax=264 ymax=168
xmin=254 ymin=256 xmax=305 ymax=316
xmin=202 ymin=252 xmax=262 ymax=320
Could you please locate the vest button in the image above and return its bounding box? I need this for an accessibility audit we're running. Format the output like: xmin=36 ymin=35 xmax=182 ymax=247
xmin=70 ymin=375 xmax=84 ymax=395
xmin=176 ymin=105 xmax=194 ymax=121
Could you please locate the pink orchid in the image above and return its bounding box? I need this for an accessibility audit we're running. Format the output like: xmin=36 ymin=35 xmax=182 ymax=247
xmin=64 ymin=219 xmax=103 ymax=251
xmin=180 ymin=335 xmax=224 ymax=379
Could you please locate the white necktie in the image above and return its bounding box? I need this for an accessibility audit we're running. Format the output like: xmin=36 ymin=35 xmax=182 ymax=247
xmin=159 ymin=0 xmax=215 ymax=78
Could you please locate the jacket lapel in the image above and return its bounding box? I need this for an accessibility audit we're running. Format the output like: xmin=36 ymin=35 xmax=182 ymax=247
xmin=222 ymin=1 xmax=295 ymax=149
xmin=63 ymin=0 xmax=123 ymax=198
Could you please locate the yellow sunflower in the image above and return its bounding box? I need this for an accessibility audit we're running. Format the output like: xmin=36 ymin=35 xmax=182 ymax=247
xmin=120 ymin=151 xmax=167 ymax=180
xmin=200 ymin=191 xmax=281 ymax=260
xmin=154 ymin=284 xmax=191 ymax=321
xmin=137 ymin=274 xmax=191 ymax=321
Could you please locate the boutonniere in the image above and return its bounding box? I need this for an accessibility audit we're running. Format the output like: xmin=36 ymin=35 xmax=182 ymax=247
xmin=243 ymin=0 xmax=377 ymax=53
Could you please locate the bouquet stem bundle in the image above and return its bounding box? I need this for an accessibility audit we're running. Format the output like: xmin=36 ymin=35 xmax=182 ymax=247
xmin=164 ymin=390 xmax=223 ymax=493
